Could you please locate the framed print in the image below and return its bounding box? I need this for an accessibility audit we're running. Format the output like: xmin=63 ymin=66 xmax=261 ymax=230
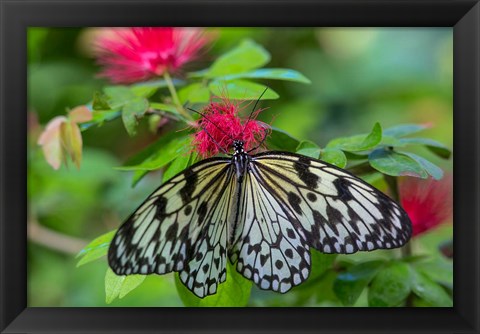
xmin=1 ymin=0 xmax=479 ymax=333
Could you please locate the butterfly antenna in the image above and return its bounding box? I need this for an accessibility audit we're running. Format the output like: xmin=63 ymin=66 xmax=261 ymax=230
xmin=188 ymin=107 xmax=231 ymax=156
xmin=241 ymin=87 xmax=268 ymax=138
xmin=201 ymin=127 xmax=231 ymax=156
xmin=187 ymin=107 xmax=234 ymax=141
xmin=246 ymin=125 xmax=271 ymax=154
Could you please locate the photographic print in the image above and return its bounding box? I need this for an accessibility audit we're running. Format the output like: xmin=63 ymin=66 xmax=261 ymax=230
xmin=28 ymin=27 xmax=453 ymax=307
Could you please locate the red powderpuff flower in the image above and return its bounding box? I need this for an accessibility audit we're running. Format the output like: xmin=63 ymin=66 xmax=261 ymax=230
xmin=192 ymin=99 xmax=269 ymax=158
xmin=93 ymin=27 xmax=211 ymax=84
xmin=399 ymin=175 xmax=453 ymax=237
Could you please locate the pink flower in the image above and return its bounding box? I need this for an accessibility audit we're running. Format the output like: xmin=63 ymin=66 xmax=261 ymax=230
xmin=192 ymin=98 xmax=268 ymax=158
xmin=93 ymin=27 xmax=211 ymax=84
xmin=399 ymin=175 xmax=453 ymax=237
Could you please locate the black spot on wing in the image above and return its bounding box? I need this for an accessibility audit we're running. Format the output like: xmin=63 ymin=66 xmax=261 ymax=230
xmin=325 ymin=206 xmax=341 ymax=234
xmin=184 ymin=205 xmax=192 ymax=216
xmin=197 ymin=202 xmax=208 ymax=225
xmin=165 ymin=222 xmax=178 ymax=242
xmin=333 ymin=178 xmax=353 ymax=201
xmin=155 ymin=197 xmax=167 ymax=218
xmin=287 ymin=228 xmax=296 ymax=239
xmin=287 ymin=192 xmax=303 ymax=215
xmin=307 ymin=192 xmax=317 ymax=202
xmin=179 ymin=169 xmax=197 ymax=203
xmin=285 ymin=249 xmax=294 ymax=259
xmin=294 ymin=156 xmax=319 ymax=189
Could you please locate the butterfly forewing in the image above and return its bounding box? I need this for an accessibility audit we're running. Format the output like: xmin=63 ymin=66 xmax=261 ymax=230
xmin=250 ymin=152 xmax=412 ymax=254
xmin=108 ymin=157 xmax=234 ymax=298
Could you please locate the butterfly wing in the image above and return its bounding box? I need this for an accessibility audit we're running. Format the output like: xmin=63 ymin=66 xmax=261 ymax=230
xmin=251 ymin=151 xmax=413 ymax=252
xmin=230 ymin=151 xmax=412 ymax=293
xmin=108 ymin=157 xmax=235 ymax=298
xmin=229 ymin=170 xmax=311 ymax=293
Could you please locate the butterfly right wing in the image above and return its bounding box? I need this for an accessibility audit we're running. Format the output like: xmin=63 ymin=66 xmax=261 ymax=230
xmin=108 ymin=157 xmax=234 ymax=297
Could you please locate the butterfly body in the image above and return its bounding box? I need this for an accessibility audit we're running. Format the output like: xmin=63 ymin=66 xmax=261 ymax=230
xmin=232 ymin=140 xmax=250 ymax=183
xmin=108 ymin=140 xmax=412 ymax=298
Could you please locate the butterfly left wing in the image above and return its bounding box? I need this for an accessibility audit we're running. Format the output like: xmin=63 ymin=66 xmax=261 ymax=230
xmin=108 ymin=157 xmax=235 ymax=298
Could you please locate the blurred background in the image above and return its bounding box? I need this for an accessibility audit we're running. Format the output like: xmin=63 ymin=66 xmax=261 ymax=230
xmin=28 ymin=27 xmax=453 ymax=307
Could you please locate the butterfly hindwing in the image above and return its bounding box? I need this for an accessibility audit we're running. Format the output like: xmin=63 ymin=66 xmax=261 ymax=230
xmin=230 ymin=170 xmax=311 ymax=293
xmin=178 ymin=165 xmax=236 ymax=297
xmin=250 ymin=151 xmax=412 ymax=255
xmin=108 ymin=157 xmax=234 ymax=297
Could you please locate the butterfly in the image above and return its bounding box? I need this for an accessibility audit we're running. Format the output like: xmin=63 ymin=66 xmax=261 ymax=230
xmin=108 ymin=138 xmax=412 ymax=298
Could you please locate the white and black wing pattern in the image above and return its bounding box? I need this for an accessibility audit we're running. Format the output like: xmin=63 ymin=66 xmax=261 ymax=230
xmin=250 ymin=151 xmax=412 ymax=253
xmin=229 ymin=151 xmax=412 ymax=293
xmin=109 ymin=147 xmax=412 ymax=297
xmin=108 ymin=157 xmax=235 ymax=298
xmin=229 ymin=169 xmax=311 ymax=293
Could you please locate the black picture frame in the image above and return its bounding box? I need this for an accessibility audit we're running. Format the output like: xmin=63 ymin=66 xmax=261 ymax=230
xmin=1 ymin=0 xmax=479 ymax=333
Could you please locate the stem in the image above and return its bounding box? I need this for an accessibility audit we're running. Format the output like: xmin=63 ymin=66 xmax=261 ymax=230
xmin=163 ymin=71 xmax=192 ymax=121
xmin=28 ymin=218 xmax=87 ymax=255
xmin=384 ymin=175 xmax=414 ymax=307
xmin=147 ymin=108 xmax=182 ymax=122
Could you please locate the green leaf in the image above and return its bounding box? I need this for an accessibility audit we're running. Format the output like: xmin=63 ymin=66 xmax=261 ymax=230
xmin=104 ymin=268 xmax=146 ymax=304
xmin=118 ymin=135 xmax=192 ymax=171
xmin=149 ymin=102 xmax=181 ymax=115
xmin=321 ymin=148 xmax=347 ymax=168
xmin=92 ymin=91 xmax=111 ymax=110
xmin=100 ymin=86 xmax=153 ymax=135
xmin=399 ymin=137 xmax=451 ymax=159
xmin=104 ymin=86 xmax=137 ymax=109
xmin=121 ymin=131 xmax=188 ymax=167
xmin=379 ymin=135 xmax=403 ymax=147
xmin=267 ymin=127 xmax=300 ymax=151
xmin=327 ymin=122 xmax=382 ymax=152
xmin=81 ymin=109 xmax=122 ymax=130
xmin=209 ymin=80 xmax=279 ymax=100
xmin=130 ymin=85 xmax=158 ymax=98
xmin=178 ymin=83 xmax=211 ymax=104
xmin=369 ymin=149 xmax=428 ymax=178
xmin=368 ymin=261 xmax=412 ymax=307
xmin=333 ymin=260 xmax=385 ymax=306
xmin=414 ymin=258 xmax=453 ymax=288
xmin=400 ymin=152 xmax=444 ymax=180
xmin=131 ymin=78 xmax=181 ymax=90
xmin=207 ymin=39 xmax=271 ymax=77
xmin=410 ymin=268 xmax=452 ymax=307
xmin=162 ymin=152 xmax=194 ymax=183
xmin=175 ymin=261 xmax=252 ymax=306
xmin=383 ymin=123 xmax=430 ymax=138
xmin=221 ymin=68 xmax=311 ymax=84
xmin=309 ymin=251 xmax=337 ymax=281
xmin=131 ymin=170 xmax=149 ymax=188
xmin=118 ymin=275 xmax=147 ymax=299
xmin=76 ymin=230 xmax=116 ymax=267
xmin=121 ymin=97 xmax=149 ymax=137
xmin=296 ymin=140 xmax=320 ymax=159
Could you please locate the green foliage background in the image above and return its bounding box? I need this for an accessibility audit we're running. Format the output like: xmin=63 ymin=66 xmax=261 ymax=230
xmin=28 ymin=27 xmax=453 ymax=307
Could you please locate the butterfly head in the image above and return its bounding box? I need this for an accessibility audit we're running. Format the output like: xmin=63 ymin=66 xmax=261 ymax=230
xmin=233 ymin=140 xmax=245 ymax=155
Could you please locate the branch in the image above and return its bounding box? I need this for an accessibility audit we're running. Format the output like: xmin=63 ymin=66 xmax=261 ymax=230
xmin=28 ymin=219 xmax=88 ymax=255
